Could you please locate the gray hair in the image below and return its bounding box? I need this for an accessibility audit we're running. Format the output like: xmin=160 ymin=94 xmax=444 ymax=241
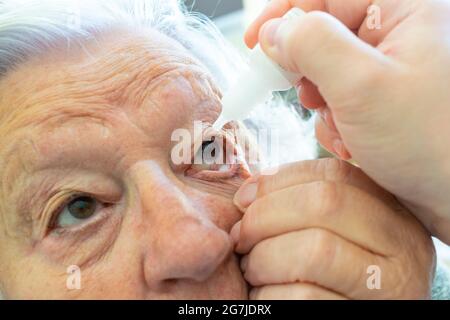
xmin=0 ymin=0 xmax=242 ymax=89
xmin=0 ymin=0 xmax=318 ymax=163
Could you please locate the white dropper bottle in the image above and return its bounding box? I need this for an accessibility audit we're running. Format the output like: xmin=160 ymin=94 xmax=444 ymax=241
xmin=213 ymin=7 xmax=306 ymax=130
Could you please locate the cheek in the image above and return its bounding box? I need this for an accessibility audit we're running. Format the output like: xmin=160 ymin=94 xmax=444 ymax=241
xmin=190 ymin=191 xmax=243 ymax=233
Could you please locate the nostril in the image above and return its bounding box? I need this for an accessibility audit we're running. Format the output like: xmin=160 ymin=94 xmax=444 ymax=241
xmin=143 ymin=216 xmax=234 ymax=288
xmin=162 ymin=278 xmax=178 ymax=287
xmin=188 ymin=230 xmax=233 ymax=282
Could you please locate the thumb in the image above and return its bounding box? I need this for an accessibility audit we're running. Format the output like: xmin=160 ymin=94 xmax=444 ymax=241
xmin=259 ymin=10 xmax=394 ymax=103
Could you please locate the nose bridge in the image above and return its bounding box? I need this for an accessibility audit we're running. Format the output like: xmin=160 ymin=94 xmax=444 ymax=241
xmin=129 ymin=161 xmax=233 ymax=286
xmin=129 ymin=160 xmax=183 ymax=214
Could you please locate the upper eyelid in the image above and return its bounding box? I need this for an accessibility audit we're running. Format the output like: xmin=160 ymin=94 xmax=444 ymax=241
xmin=34 ymin=191 xmax=87 ymax=239
xmin=194 ymin=129 xmax=235 ymax=155
xmin=51 ymin=199 xmax=111 ymax=236
xmin=34 ymin=187 xmax=121 ymax=240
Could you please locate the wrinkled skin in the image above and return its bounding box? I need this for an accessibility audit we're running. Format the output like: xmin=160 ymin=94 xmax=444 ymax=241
xmin=0 ymin=27 xmax=436 ymax=300
xmin=0 ymin=29 xmax=248 ymax=299
xmin=233 ymin=159 xmax=436 ymax=299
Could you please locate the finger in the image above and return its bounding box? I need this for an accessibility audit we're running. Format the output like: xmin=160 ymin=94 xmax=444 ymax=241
xmin=258 ymin=11 xmax=395 ymax=103
xmin=250 ymin=283 xmax=347 ymax=300
xmin=243 ymin=229 xmax=388 ymax=299
xmin=234 ymin=158 xmax=396 ymax=211
xmin=315 ymin=108 xmax=340 ymax=155
xmin=235 ymin=180 xmax=402 ymax=255
xmin=299 ymin=78 xmax=326 ymax=109
xmin=358 ymin=0 xmax=418 ymax=47
xmin=315 ymin=111 xmax=351 ymax=160
xmin=244 ymin=0 xmax=372 ymax=49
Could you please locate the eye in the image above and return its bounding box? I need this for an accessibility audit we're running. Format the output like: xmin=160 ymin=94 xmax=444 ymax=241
xmin=200 ymin=137 xmax=222 ymax=164
xmin=202 ymin=140 xmax=215 ymax=155
xmin=55 ymin=196 xmax=100 ymax=228
xmin=185 ymin=133 xmax=246 ymax=181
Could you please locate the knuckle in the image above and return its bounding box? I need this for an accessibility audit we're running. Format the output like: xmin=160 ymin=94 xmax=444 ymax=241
xmin=306 ymin=229 xmax=337 ymax=269
xmin=240 ymin=198 xmax=264 ymax=240
xmin=355 ymin=65 xmax=387 ymax=92
xmin=256 ymin=175 xmax=273 ymax=197
xmin=313 ymin=180 xmax=341 ymax=217
xmin=244 ymin=246 xmax=265 ymax=286
xmin=285 ymin=160 xmax=315 ymax=177
xmin=283 ymin=13 xmax=332 ymax=70
xmin=287 ymin=12 xmax=338 ymax=52
xmin=325 ymin=159 xmax=353 ymax=182
xmin=394 ymin=235 xmax=435 ymax=299
xmin=300 ymin=11 xmax=334 ymax=35
xmin=316 ymin=158 xmax=353 ymax=182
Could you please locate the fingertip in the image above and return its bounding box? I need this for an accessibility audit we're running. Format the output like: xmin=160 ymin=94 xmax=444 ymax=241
xmin=244 ymin=26 xmax=259 ymax=49
xmin=244 ymin=36 xmax=257 ymax=49
xmin=233 ymin=182 xmax=258 ymax=212
xmin=315 ymin=115 xmax=352 ymax=160
xmin=258 ymin=18 xmax=285 ymax=52
xmin=315 ymin=112 xmax=340 ymax=155
xmin=230 ymin=221 xmax=242 ymax=246
xmin=243 ymin=0 xmax=293 ymax=49
xmin=299 ymin=78 xmax=327 ymax=109
xmin=333 ymin=140 xmax=352 ymax=160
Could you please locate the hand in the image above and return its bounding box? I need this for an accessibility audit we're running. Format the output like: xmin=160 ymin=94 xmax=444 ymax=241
xmin=231 ymin=159 xmax=435 ymax=299
xmin=244 ymin=0 xmax=450 ymax=243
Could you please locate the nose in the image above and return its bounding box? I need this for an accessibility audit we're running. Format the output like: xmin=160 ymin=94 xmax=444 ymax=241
xmin=129 ymin=161 xmax=233 ymax=287
xmin=151 ymin=215 xmax=232 ymax=284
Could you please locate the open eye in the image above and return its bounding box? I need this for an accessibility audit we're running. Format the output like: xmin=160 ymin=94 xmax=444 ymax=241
xmin=55 ymin=196 xmax=101 ymax=228
xmin=185 ymin=132 xmax=248 ymax=181
xmin=199 ymin=137 xmax=225 ymax=165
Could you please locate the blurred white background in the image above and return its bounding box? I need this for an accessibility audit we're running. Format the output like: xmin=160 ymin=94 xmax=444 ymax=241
xmin=184 ymin=0 xmax=269 ymax=52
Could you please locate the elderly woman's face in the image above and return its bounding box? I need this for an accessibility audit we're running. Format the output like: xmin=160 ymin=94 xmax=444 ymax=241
xmin=0 ymin=29 xmax=249 ymax=299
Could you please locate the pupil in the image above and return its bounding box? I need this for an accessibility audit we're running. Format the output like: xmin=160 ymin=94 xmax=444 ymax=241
xmin=68 ymin=196 xmax=96 ymax=219
xmin=202 ymin=138 xmax=216 ymax=158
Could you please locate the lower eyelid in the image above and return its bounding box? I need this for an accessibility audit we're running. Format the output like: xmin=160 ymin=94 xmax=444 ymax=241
xmin=185 ymin=164 xmax=245 ymax=182
xmin=51 ymin=204 xmax=113 ymax=236
xmin=181 ymin=127 xmax=252 ymax=181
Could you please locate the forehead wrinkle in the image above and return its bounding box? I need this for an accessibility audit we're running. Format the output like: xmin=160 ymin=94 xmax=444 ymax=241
xmin=0 ymin=29 xmax=224 ymax=237
xmin=0 ymin=28 xmax=216 ymax=131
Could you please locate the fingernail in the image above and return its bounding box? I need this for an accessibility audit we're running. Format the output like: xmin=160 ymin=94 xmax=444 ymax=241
xmin=317 ymin=107 xmax=326 ymax=120
xmin=332 ymin=139 xmax=347 ymax=160
xmin=284 ymin=8 xmax=307 ymax=20
xmin=230 ymin=221 xmax=241 ymax=245
xmin=261 ymin=19 xmax=283 ymax=48
xmin=323 ymin=108 xmax=338 ymax=132
xmin=234 ymin=182 xmax=258 ymax=210
xmin=261 ymin=8 xmax=305 ymax=48
xmin=333 ymin=139 xmax=343 ymax=156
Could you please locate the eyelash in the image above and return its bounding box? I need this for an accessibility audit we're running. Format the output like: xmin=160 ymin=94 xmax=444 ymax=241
xmin=48 ymin=193 xmax=110 ymax=234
